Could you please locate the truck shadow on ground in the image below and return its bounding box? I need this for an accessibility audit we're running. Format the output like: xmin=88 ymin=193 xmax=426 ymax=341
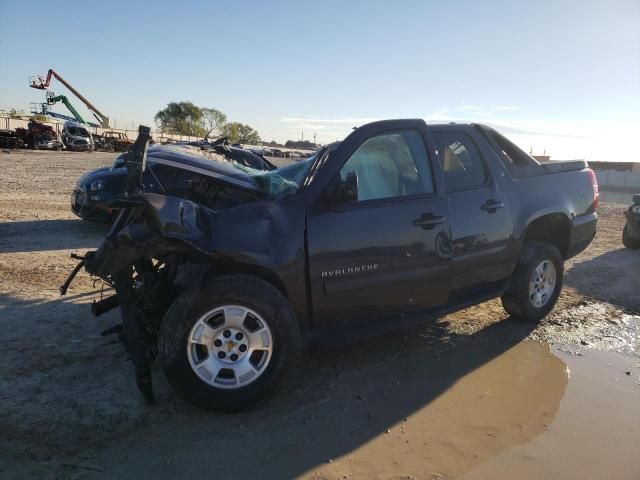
xmin=91 ymin=317 xmax=553 ymax=478
xmin=565 ymin=248 xmax=640 ymax=312
xmin=0 ymin=218 xmax=109 ymax=253
xmin=0 ymin=289 xmax=559 ymax=479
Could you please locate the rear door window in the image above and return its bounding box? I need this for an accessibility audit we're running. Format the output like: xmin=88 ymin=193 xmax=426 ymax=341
xmin=433 ymin=132 xmax=486 ymax=192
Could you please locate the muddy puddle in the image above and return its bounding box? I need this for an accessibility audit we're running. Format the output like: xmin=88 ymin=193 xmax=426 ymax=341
xmin=303 ymin=341 xmax=571 ymax=479
xmin=304 ymin=342 xmax=640 ymax=480
xmin=86 ymin=340 xmax=639 ymax=479
xmin=463 ymin=347 xmax=640 ymax=480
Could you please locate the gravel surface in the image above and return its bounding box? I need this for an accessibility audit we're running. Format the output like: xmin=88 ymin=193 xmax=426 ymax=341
xmin=0 ymin=150 xmax=638 ymax=479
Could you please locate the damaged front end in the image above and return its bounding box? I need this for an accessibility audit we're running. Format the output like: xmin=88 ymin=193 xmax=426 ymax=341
xmin=60 ymin=126 xmax=266 ymax=403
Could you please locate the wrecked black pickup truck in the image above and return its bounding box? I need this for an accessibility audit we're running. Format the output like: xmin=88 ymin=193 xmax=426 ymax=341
xmin=62 ymin=120 xmax=598 ymax=411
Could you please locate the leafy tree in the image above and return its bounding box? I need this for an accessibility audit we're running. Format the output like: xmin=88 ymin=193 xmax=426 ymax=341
xmin=201 ymin=108 xmax=227 ymax=139
xmin=154 ymin=102 xmax=259 ymax=143
xmin=222 ymin=122 xmax=261 ymax=144
xmin=154 ymin=101 xmax=205 ymax=136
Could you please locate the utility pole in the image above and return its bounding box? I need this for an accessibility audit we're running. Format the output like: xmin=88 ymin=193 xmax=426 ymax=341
xmin=313 ymin=132 xmax=317 ymax=145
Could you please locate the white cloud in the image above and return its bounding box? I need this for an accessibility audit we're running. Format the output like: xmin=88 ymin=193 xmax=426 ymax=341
xmin=280 ymin=116 xmax=378 ymax=125
xmin=277 ymin=116 xmax=378 ymax=143
xmin=272 ymin=111 xmax=639 ymax=162
xmin=458 ymin=105 xmax=483 ymax=111
xmin=493 ymin=105 xmax=520 ymax=111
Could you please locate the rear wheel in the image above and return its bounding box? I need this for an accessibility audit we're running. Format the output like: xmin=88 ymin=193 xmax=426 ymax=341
xmin=622 ymin=224 xmax=640 ymax=249
xmin=501 ymin=241 xmax=563 ymax=322
xmin=158 ymin=274 xmax=301 ymax=411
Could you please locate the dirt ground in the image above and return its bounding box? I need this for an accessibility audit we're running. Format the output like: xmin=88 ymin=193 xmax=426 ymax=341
xmin=0 ymin=150 xmax=639 ymax=479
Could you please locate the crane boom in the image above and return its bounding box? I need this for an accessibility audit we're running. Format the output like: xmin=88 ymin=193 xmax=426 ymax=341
xmin=50 ymin=94 xmax=87 ymax=125
xmin=30 ymin=69 xmax=111 ymax=128
xmin=31 ymin=91 xmax=99 ymax=127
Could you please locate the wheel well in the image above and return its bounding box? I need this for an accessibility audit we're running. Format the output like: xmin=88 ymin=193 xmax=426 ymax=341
xmin=523 ymin=214 xmax=570 ymax=258
xmin=205 ymin=261 xmax=288 ymax=299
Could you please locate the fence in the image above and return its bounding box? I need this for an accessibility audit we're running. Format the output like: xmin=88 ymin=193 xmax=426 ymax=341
xmin=0 ymin=116 xmax=203 ymax=143
xmin=594 ymin=170 xmax=640 ymax=204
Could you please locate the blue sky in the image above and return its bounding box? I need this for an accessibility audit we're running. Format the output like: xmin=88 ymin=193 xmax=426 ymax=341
xmin=1 ymin=0 xmax=638 ymax=160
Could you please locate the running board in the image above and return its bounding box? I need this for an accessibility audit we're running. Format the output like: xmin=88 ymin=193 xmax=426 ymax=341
xmin=307 ymin=280 xmax=508 ymax=347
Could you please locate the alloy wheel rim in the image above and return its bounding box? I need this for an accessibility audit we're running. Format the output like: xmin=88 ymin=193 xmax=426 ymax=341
xmin=187 ymin=305 xmax=273 ymax=389
xmin=528 ymin=260 xmax=557 ymax=308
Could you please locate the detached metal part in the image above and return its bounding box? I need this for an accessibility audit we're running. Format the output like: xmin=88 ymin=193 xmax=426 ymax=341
xmin=59 ymin=254 xmax=85 ymax=295
xmin=62 ymin=126 xmax=160 ymax=403
xmin=124 ymin=125 xmax=151 ymax=195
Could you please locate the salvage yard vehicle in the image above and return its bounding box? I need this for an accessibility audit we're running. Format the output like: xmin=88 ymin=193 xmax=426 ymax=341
xmin=71 ymin=141 xmax=276 ymax=222
xmin=622 ymin=194 xmax=640 ymax=249
xmin=102 ymin=131 xmax=134 ymax=152
xmin=92 ymin=131 xmax=134 ymax=152
xmin=0 ymin=129 xmax=24 ymax=149
xmin=61 ymin=121 xmax=94 ymax=152
xmin=15 ymin=120 xmax=63 ymax=150
xmin=62 ymin=120 xmax=598 ymax=411
xmin=91 ymin=133 xmax=110 ymax=152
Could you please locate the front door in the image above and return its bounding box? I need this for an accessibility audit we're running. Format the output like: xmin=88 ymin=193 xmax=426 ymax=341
xmin=306 ymin=123 xmax=452 ymax=332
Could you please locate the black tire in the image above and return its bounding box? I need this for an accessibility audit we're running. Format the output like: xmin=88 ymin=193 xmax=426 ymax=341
xmin=501 ymin=240 xmax=564 ymax=322
xmin=622 ymin=224 xmax=640 ymax=249
xmin=158 ymin=274 xmax=301 ymax=412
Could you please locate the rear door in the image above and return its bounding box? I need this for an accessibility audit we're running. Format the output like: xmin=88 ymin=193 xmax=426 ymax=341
xmin=306 ymin=120 xmax=452 ymax=332
xmin=431 ymin=127 xmax=514 ymax=290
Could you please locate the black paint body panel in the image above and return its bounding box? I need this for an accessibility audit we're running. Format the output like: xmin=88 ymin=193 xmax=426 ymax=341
xmin=85 ymin=120 xmax=598 ymax=344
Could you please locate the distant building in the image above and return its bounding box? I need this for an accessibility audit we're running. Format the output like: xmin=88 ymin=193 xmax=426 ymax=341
xmin=587 ymin=161 xmax=640 ymax=173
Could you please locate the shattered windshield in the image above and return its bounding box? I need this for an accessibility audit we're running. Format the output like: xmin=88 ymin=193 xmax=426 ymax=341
xmin=233 ymin=153 xmax=318 ymax=199
xmin=68 ymin=126 xmax=89 ymax=137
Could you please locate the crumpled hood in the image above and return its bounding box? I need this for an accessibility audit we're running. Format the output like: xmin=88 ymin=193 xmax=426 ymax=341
xmin=145 ymin=145 xmax=261 ymax=192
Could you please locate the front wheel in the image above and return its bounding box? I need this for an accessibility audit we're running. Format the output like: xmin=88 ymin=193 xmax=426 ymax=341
xmin=158 ymin=274 xmax=301 ymax=411
xmin=501 ymin=241 xmax=564 ymax=322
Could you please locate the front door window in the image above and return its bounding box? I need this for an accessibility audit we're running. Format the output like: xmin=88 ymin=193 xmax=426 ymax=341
xmin=339 ymin=130 xmax=434 ymax=201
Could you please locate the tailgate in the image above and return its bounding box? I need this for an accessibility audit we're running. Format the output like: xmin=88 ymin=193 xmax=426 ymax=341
xmin=541 ymin=160 xmax=588 ymax=173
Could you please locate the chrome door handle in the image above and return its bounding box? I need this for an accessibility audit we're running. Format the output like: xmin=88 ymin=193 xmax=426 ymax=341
xmin=481 ymin=199 xmax=504 ymax=212
xmin=413 ymin=213 xmax=446 ymax=229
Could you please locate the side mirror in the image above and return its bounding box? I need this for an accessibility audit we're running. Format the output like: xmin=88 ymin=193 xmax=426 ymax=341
xmin=332 ymin=171 xmax=358 ymax=204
